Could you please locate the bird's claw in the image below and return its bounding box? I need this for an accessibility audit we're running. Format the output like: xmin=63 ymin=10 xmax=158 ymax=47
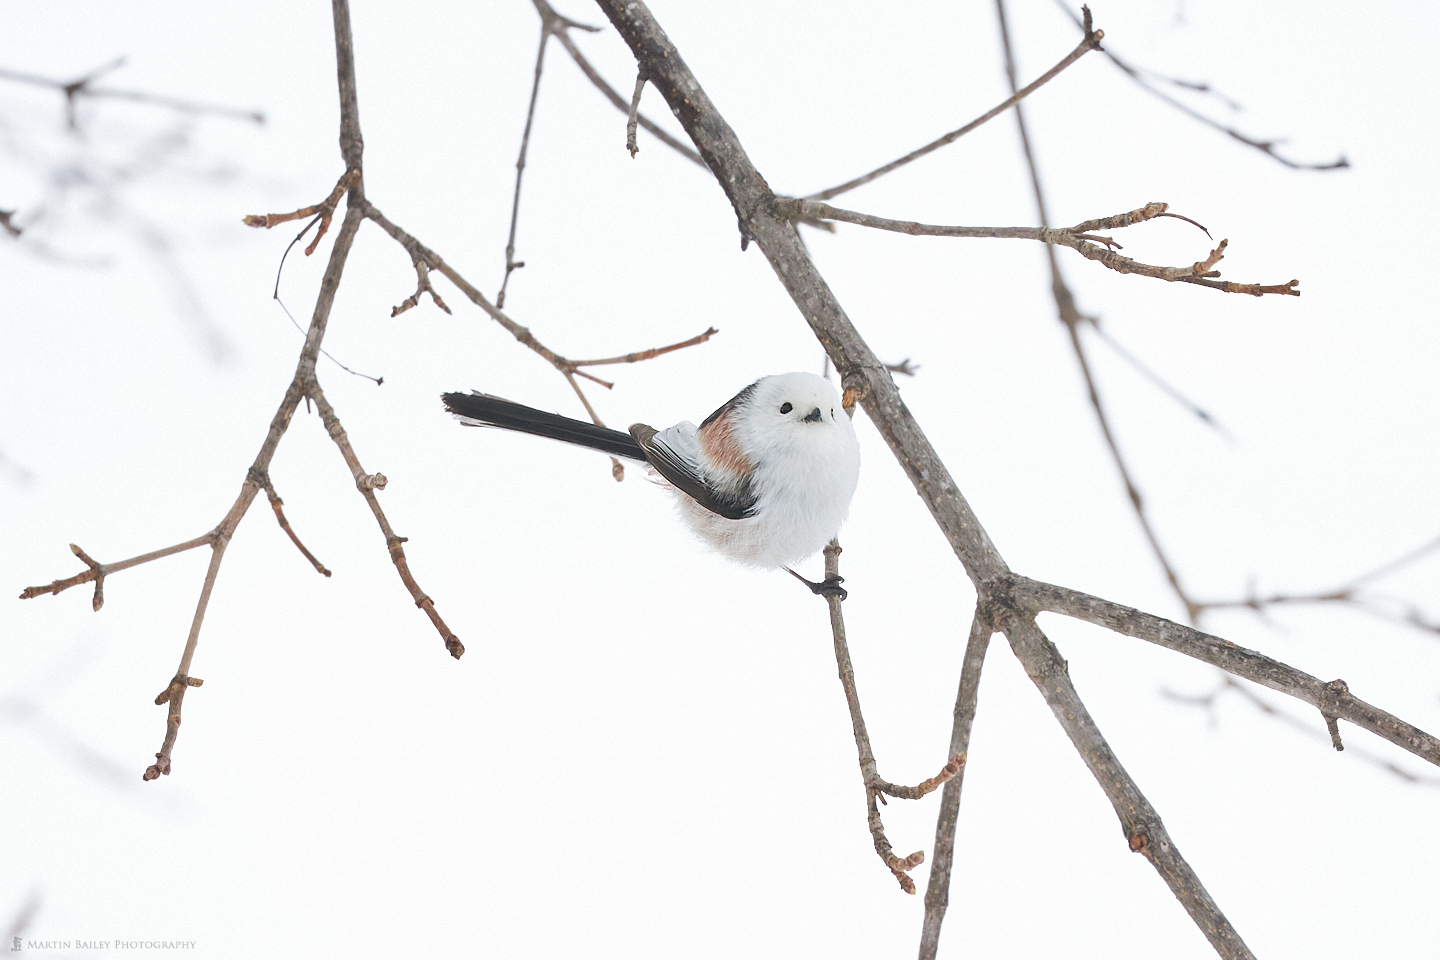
xmin=785 ymin=568 xmax=849 ymax=601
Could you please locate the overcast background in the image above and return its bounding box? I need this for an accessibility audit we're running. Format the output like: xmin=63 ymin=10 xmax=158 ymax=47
xmin=3 ymin=1 xmax=1437 ymax=957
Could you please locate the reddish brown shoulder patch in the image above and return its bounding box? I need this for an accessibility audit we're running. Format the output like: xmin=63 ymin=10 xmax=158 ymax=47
xmin=697 ymin=412 xmax=754 ymax=477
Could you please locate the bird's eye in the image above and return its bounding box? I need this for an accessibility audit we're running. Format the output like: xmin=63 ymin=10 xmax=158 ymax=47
xmin=779 ymin=402 xmax=793 ymax=414
xmin=830 ymin=408 xmax=835 ymax=419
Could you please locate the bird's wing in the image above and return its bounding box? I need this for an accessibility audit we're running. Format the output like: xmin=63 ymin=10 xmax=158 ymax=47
xmin=629 ymin=422 xmax=758 ymax=521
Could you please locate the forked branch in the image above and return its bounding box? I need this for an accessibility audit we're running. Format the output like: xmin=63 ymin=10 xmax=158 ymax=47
xmin=361 ymin=198 xmax=715 ymax=480
xmin=784 ymin=199 xmax=1300 ymax=297
xmin=820 ymin=541 xmax=964 ymax=894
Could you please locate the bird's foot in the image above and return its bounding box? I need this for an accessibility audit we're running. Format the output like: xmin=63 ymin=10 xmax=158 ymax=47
xmin=785 ymin=568 xmax=848 ymax=601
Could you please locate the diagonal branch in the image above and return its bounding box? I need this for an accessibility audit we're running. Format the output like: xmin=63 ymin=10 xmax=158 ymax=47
xmin=362 ymin=199 xmax=715 ymax=480
xmin=1002 ymin=615 xmax=1255 ymax=959
xmin=259 ymin=473 xmax=332 ymax=578
xmin=1050 ymin=0 xmax=1347 ymax=172
xmin=919 ymin=606 xmax=994 ymax=960
xmin=1015 ymin=575 xmax=1440 ymax=766
xmin=805 ymin=7 xmax=1104 ymax=202
xmin=1193 ymin=532 xmax=1440 ymax=637
xmin=534 ymin=0 xmax=705 ymax=168
xmin=307 ymin=378 xmax=462 ymax=658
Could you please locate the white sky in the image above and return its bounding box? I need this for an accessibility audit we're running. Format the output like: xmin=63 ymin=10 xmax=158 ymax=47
xmin=3 ymin=1 xmax=1438 ymax=958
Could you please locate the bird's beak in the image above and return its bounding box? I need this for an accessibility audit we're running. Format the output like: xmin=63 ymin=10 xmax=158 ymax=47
xmin=803 ymin=407 xmax=822 ymax=423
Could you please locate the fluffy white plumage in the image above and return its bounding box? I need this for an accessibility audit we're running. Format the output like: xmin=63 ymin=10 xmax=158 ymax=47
xmin=648 ymin=372 xmax=860 ymax=567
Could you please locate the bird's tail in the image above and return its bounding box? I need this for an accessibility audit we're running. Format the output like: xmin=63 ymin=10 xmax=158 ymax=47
xmin=441 ymin=391 xmax=647 ymax=461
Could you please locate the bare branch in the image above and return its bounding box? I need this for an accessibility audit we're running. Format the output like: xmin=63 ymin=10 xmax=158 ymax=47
xmin=1163 ymin=678 xmax=1440 ymax=786
xmin=391 ymin=257 xmax=451 ymax=317
xmin=308 ymin=379 xmax=462 ymax=659
xmin=1066 ymin=322 xmax=1198 ymax=616
xmin=820 ymin=540 xmax=962 ymax=894
xmin=0 ymin=61 xmax=265 ymax=127
xmin=786 ymin=199 xmax=1300 ymax=297
xmin=21 ymin=535 xmax=213 ymax=604
xmin=244 ymin=168 xmax=361 ymax=257
xmin=1003 ymin=616 xmax=1256 ymax=959
xmin=1087 ymin=322 xmax=1233 ymax=439
xmin=1194 ymin=533 xmax=1440 ymax=637
xmin=1016 ymin=575 xmax=1440 ymax=767
xmin=805 ymin=7 xmax=1104 ymax=202
xmin=1049 ymin=0 xmax=1347 ymax=171
xmin=498 ymin=22 xmax=553 ymax=309
xmin=259 ymin=473 xmax=332 ymax=578
xmin=626 ymin=73 xmax=646 ymax=157
xmin=361 ymin=199 xmax=714 ymax=467
xmin=570 ymin=326 xmax=717 ymax=367
xmin=534 ymin=0 xmax=705 ymax=167
xmin=919 ymin=608 xmax=993 ymax=960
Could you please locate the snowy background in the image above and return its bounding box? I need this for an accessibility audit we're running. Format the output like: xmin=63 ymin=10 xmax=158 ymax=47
xmin=3 ymin=1 xmax=1437 ymax=957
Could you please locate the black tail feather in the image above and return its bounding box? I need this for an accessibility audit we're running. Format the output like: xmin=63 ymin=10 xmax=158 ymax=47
xmin=441 ymin=392 xmax=647 ymax=461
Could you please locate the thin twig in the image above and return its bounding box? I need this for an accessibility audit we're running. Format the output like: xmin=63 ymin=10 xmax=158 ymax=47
xmin=308 ymin=379 xmax=463 ymax=659
xmin=0 ymin=62 xmax=265 ymax=127
xmin=1068 ymin=322 xmax=1198 ymax=616
xmin=498 ymin=22 xmax=553 ymax=310
xmin=785 ymin=200 xmax=1300 ymax=297
xmin=1050 ymin=0 xmax=1347 ymax=171
xmin=804 ymin=7 xmax=1103 ymax=202
xmin=919 ymin=607 xmax=993 ymax=960
xmin=1192 ymin=533 xmax=1440 ymax=636
xmin=533 ymin=0 xmax=704 ymax=167
xmin=21 ymin=535 xmax=214 ymax=603
xmin=626 ymin=73 xmax=646 ymax=157
xmin=244 ymin=168 xmax=361 ymax=257
xmin=820 ymin=540 xmax=964 ymax=894
xmin=1087 ymin=322 xmax=1233 ymax=440
xmin=360 ymin=198 xmax=714 ymax=482
xmin=571 ymin=326 xmax=717 ymax=366
xmin=1162 ymin=677 xmax=1440 ymax=786
xmin=259 ymin=474 xmax=332 ymax=577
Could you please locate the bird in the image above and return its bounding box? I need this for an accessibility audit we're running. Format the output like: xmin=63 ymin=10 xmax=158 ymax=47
xmin=441 ymin=372 xmax=860 ymax=597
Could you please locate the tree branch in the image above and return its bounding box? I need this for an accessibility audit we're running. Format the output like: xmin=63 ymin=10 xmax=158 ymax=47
xmin=1015 ymin=575 xmax=1440 ymax=766
xmin=919 ymin=607 xmax=993 ymax=960
xmin=0 ymin=61 xmax=265 ymax=127
xmin=23 ymin=0 xmax=466 ymax=778
xmin=1002 ymin=615 xmax=1256 ymax=960
xmin=361 ymin=198 xmax=714 ymax=482
xmin=1049 ymin=0 xmax=1347 ymax=172
xmin=804 ymin=7 xmax=1104 ymax=202
xmin=307 ymin=378 xmax=462 ymax=659
xmin=785 ymin=199 xmax=1300 ymax=296
xmin=819 ymin=540 xmax=963 ymax=894
xmin=497 ymin=21 xmax=554 ymax=309
xmin=533 ymin=0 xmax=705 ymax=168
xmin=259 ymin=474 xmax=332 ymax=577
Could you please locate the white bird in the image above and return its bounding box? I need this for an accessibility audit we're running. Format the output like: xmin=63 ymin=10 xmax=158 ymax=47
xmin=441 ymin=372 xmax=860 ymax=596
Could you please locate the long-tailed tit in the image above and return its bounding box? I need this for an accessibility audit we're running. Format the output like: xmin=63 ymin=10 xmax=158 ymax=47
xmin=441 ymin=372 xmax=860 ymax=596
